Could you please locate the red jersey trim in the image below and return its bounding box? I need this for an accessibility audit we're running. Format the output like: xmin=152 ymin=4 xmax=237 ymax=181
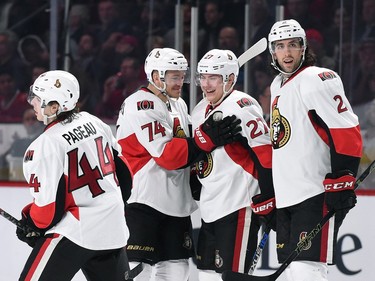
xmin=252 ymin=144 xmax=272 ymax=169
xmin=330 ymin=125 xmax=362 ymax=157
xmin=30 ymin=202 xmax=56 ymax=229
xmin=153 ymin=138 xmax=189 ymax=170
xmin=225 ymin=143 xmax=256 ymax=177
xmin=118 ymin=134 xmax=152 ymax=175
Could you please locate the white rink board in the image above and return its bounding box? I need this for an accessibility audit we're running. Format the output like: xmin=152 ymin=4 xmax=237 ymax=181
xmin=0 ymin=187 xmax=373 ymax=281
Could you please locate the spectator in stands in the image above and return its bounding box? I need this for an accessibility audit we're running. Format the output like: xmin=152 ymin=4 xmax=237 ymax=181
xmin=251 ymin=60 xmax=274 ymax=99
xmin=17 ymin=34 xmax=49 ymax=66
xmin=248 ymin=0 xmax=274 ymax=47
xmin=351 ymin=36 xmax=375 ymax=106
xmin=218 ymin=26 xmax=243 ymax=57
xmin=0 ymin=30 xmax=29 ymax=91
xmin=306 ymin=28 xmax=335 ymax=69
xmin=30 ymin=63 xmax=48 ymax=83
xmin=66 ymin=4 xmax=92 ymax=61
xmin=163 ymin=2 xmax=205 ymax=59
xmin=285 ymin=0 xmax=323 ymax=31
xmin=92 ymin=0 xmax=131 ymax=45
xmin=358 ymin=0 xmax=375 ymax=41
xmin=198 ymin=0 xmax=228 ymax=58
xmin=0 ymin=70 xmax=30 ymax=123
xmin=96 ymin=56 xmax=146 ymax=122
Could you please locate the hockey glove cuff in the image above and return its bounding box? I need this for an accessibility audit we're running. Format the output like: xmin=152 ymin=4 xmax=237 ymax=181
xmin=251 ymin=194 xmax=277 ymax=231
xmin=323 ymin=170 xmax=357 ymax=211
xmin=16 ymin=204 xmax=42 ymax=248
xmin=193 ymin=113 xmax=242 ymax=152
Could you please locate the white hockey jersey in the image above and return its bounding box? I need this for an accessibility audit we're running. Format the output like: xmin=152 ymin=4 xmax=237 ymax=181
xmin=23 ymin=112 xmax=128 ymax=250
xmin=116 ymin=87 xmax=198 ymax=217
xmin=270 ymin=66 xmax=362 ymax=208
xmin=191 ymin=90 xmax=272 ymax=222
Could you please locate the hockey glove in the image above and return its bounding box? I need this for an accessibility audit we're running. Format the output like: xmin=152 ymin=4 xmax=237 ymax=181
xmin=16 ymin=204 xmax=42 ymax=248
xmin=323 ymin=170 xmax=357 ymax=212
xmin=194 ymin=113 xmax=242 ymax=152
xmin=251 ymin=194 xmax=277 ymax=231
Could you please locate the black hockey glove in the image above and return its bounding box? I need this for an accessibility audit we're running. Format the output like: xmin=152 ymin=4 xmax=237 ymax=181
xmin=16 ymin=204 xmax=42 ymax=248
xmin=323 ymin=170 xmax=357 ymax=212
xmin=193 ymin=112 xmax=242 ymax=152
xmin=16 ymin=216 xmax=42 ymax=248
xmin=251 ymin=194 xmax=277 ymax=231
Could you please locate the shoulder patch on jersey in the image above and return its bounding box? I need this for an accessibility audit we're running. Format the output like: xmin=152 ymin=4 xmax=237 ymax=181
xmin=318 ymin=71 xmax=337 ymax=81
xmin=137 ymin=100 xmax=154 ymax=111
xmin=236 ymin=97 xmax=254 ymax=108
xmin=24 ymin=150 xmax=34 ymax=162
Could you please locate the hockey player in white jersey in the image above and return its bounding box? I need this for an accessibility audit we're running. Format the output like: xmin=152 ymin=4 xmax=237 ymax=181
xmin=16 ymin=70 xmax=133 ymax=281
xmin=116 ymin=48 xmax=241 ymax=281
xmin=266 ymin=19 xmax=363 ymax=280
xmin=191 ymin=49 xmax=275 ymax=281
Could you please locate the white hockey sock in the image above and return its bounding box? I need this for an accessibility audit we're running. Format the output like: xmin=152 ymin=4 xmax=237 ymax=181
xmin=286 ymin=261 xmax=328 ymax=281
xmin=198 ymin=269 xmax=222 ymax=281
xmin=129 ymin=262 xmax=152 ymax=281
xmin=154 ymin=259 xmax=189 ymax=281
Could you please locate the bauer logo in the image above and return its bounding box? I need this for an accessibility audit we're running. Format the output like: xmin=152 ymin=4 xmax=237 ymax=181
xmin=137 ymin=100 xmax=154 ymax=111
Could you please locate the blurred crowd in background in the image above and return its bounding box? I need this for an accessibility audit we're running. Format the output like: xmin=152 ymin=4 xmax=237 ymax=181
xmin=0 ymin=0 xmax=374 ymax=187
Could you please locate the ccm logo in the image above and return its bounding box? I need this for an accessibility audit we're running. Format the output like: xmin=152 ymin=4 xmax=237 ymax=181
xmin=324 ymin=181 xmax=354 ymax=191
xmin=195 ymin=128 xmax=207 ymax=143
xmin=253 ymin=202 xmax=274 ymax=213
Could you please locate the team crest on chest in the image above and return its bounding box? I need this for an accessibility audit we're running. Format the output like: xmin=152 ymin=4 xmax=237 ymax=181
xmin=173 ymin=117 xmax=186 ymax=138
xmin=270 ymin=96 xmax=291 ymax=149
xmin=195 ymin=153 xmax=213 ymax=178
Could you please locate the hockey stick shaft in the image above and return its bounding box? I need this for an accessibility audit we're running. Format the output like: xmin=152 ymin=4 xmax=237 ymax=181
xmin=222 ymin=159 xmax=375 ymax=281
xmin=248 ymin=225 xmax=271 ymax=275
xmin=238 ymin=38 xmax=267 ymax=67
xmin=0 ymin=207 xmax=26 ymax=230
xmin=124 ymin=262 xmax=144 ymax=280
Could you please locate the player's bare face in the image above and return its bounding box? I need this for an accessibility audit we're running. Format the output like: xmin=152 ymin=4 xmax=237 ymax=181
xmin=30 ymin=96 xmax=44 ymax=121
xmin=165 ymin=70 xmax=186 ymax=99
xmin=273 ymin=39 xmax=304 ymax=73
xmin=199 ymin=74 xmax=224 ymax=104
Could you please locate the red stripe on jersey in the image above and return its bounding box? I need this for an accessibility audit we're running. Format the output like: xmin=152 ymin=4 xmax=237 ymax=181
xmin=30 ymin=202 xmax=56 ymax=229
xmin=153 ymin=138 xmax=189 ymax=170
xmin=330 ymin=126 xmax=362 ymax=157
xmin=252 ymin=144 xmax=272 ymax=169
xmin=25 ymin=234 xmax=59 ymax=280
xmin=232 ymin=208 xmax=246 ymax=271
xmin=118 ymin=134 xmax=152 ymax=175
xmin=225 ymin=143 xmax=256 ymax=176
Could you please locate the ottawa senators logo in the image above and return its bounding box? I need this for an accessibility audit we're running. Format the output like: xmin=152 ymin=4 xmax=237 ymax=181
xmin=298 ymin=232 xmax=312 ymax=250
xmin=215 ymin=250 xmax=224 ymax=268
xmin=183 ymin=232 xmax=193 ymax=250
xmin=195 ymin=153 xmax=213 ymax=178
xmin=173 ymin=117 xmax=186 ymax=138
xmin=236 ymin=97 xmax=254 ymax=108
xmin=270 ymin=97 xmax=291 ymax=149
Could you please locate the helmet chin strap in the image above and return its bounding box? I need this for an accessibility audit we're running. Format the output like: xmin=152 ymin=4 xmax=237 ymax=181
xmin=41 ymin=106 xmax=57 ymax=125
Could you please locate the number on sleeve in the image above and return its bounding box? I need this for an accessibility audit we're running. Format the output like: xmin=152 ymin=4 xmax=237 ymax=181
xmin=334 ymin=95 xmax=348 ymax=113
xmin=246 ymin=117 xmax=269 ymax=139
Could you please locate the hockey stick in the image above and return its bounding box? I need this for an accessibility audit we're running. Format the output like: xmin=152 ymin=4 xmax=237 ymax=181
xmin=248 ymin=225 xmax=272 ymax=275
xmin=238 ymin=37 xmax=267 ymax=67
xmin=1 ymin=207 xmax=144 ymax=279
xmin=124 ymin=262 xmax=144 ymax=280
xmin=222 ymin=159 xmax=375 ymax=281
xmin=0 ymin=207 xmax=38 ymax=234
